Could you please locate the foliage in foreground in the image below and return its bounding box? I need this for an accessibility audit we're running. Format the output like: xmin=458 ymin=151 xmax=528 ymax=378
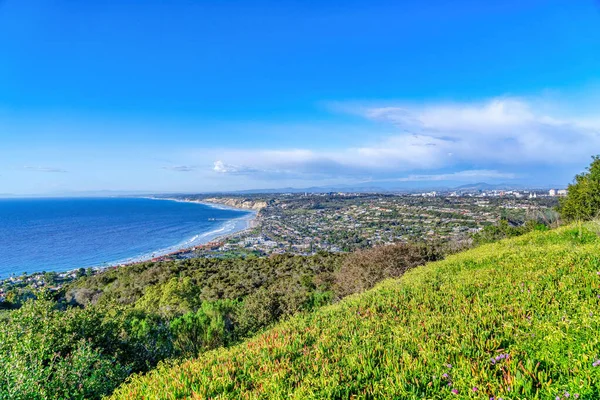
xmin=0 ymin=299 xmax=130 ymax=400
xmin=2 ymin=243 xmax=448 ymax=400
xmin=112 ymin=223 xmax=600 ymax=399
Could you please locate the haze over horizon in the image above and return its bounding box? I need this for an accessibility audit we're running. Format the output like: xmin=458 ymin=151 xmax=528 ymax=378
xmin=2 ymin=0 xmax=600 ymax=195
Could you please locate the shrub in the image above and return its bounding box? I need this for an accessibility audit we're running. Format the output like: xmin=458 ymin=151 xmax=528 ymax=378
xmin=237 ymin=287 xmax=282 ymax=336
xmin=472 ymin=218 xmax=548 ymax=245
xmin=559 ymin=155 xmax=600 ymax=221
xmin=333 ymin=242 xmax=442 ymax=298
xmin=170 ymin=300 xmax=238 ymax=357
xmin=0 ymin=300 xmax=129 ymax=400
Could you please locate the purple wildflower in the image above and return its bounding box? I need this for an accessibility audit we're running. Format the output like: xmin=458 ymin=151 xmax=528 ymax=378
xmin=564 ymin=392 xmax=570 ymax=398
xmin=556 ymin=396 xmax=561 ymax=400
xmin=442 ymin=373 xmax=449 ymax=379
xmin=574 ymin=394 xmax=580 ymax=399
xmin=451 ymin=389 xmax=459 ymax=395
xmin=593 ymin=359 xmax=600 ymax=367
xmin=447 ymin=364 xmax=452 ymax=369
xmin=472 ymin=387 xmax=479 ymax=392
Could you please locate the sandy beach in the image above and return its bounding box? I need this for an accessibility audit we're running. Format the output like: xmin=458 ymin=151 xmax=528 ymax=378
xmin=109 ymin=198 xmax=258 ymax=266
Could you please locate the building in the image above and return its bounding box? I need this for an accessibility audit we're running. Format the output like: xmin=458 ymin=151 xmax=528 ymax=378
xmin=557 ymin=189 xmax=567 ymax=196
xmin=549 ymin=189 xmax=556 ymax=196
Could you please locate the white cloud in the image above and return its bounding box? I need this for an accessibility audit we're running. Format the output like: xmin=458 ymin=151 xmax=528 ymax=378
xmin=213 ymin=160 xmax=238 ymax=174
xmin=356 ymin=97 xmax=600 ymax=166
xmin=210 ymin=139 xmax=449 ymax=179
xmin=203 ymin=95 xmax=600 ymax=184
xmin=22 ymin=166 xmax=68 ymax=173
xmin=213 ymin=160 xmax=279 ymax=175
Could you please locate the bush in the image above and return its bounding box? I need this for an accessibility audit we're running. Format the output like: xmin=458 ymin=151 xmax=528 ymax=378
xmin=472 ymin=219 xmax=548 ymax=246
xmin=170 ymin=300 xmax=238 ymax=357
xmin=0 ymin=299 xmax=183 ymax=399
xmin=135 ymin=276 xmax=202 ymax=318
xmin=333 ymin=242 xmax=442 ymax=298
xmin=0 ymin=300 xmax=129 ymax=400
xmin=559 ymin=155 xmax=600 ymax=221
xmin=237 ymin=287 xmax=282 ymax=336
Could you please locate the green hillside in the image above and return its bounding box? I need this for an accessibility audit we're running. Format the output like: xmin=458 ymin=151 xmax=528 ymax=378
xmin=111 ymin=224 xmax=600 ymax=399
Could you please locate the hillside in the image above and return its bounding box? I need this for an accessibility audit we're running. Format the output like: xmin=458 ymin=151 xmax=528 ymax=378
xmin=111 ymin=224 xmax=600 ymax=399
xmin=202 ymin=197 xmax=268 ymax=210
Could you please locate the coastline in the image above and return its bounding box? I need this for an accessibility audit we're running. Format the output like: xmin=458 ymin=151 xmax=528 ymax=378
xmin=109 ymin=198 xmax=258 ymax=266
xmin=0 ymin=198 xmax=258 ymax=283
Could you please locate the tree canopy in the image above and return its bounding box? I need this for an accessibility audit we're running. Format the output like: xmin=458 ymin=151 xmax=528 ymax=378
xmin=559 ymin=155 xmax=600 ymax=221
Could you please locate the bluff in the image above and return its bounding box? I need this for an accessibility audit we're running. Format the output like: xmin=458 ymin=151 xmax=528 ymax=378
xmin=202 ymin=197 xmax=268 ymax=210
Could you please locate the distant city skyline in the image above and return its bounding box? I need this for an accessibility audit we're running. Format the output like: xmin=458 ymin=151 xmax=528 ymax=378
xmin=2 ymin=0 xmax=600 ymax=195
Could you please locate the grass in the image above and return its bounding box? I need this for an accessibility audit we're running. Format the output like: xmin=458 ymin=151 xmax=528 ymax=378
xmin=110 ymin=223 xmax=600 ymax=399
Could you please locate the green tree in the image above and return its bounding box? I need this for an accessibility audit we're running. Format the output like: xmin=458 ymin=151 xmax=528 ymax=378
xmin=170 ymin=300 xmax=237 ymax=357
xmin=135 ymin=276 xmax=202 ymax=318
xmin=43 ymin=271 xmax=58 ymax=285
xmin=559 ymin=155 xmax=600 ymax=221
xmin=0 ymin=300 xmax=129 ymax=400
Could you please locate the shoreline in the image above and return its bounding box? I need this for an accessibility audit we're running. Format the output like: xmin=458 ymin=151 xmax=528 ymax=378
xmin=0 ymin=198 xmax=258 ymax=282
xmin=102 ymin=198 xmax=258 ymax=267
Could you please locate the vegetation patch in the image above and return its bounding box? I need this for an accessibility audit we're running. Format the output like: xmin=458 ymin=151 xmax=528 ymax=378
xmin=112 ymin=224 xmax=600 ymax=399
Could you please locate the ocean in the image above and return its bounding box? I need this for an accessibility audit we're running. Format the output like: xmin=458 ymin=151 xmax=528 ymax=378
xmin=0 ymin=197 xmax=252 ymax=278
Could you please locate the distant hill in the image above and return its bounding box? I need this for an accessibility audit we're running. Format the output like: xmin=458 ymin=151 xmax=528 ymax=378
xmin=232 ymin=184 xmax=391 ymax=194
xmin=226 ymin=181 xmax=544 ymax=195
xmin=454 ymin=182 xmax=526 ymax=191
xmin=112 ymin=223 xmax=600 ymax=399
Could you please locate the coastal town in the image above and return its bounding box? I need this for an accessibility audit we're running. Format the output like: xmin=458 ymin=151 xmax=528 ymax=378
xmin=0 ymin=268 xmax=91 ymax=305
xmin=169 ymin=188 xmax=560 ymax=256
xmin=0 ymin=189 xmax=562 ymax=304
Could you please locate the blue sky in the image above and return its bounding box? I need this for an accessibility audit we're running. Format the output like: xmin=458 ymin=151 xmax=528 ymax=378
xmin=1 ymin=0 xmax=600 ymax=194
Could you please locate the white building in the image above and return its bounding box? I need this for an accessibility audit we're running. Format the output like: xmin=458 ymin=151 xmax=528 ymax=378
xmin=549 ymin=189 xmax=557 ymax=196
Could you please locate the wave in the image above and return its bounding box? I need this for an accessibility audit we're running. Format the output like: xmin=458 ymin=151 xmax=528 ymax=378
xmin=108 ymin=214 xmax=252 ymax=267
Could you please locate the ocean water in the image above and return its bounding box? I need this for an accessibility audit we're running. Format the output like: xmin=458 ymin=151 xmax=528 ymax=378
xmin=0 ymin=197 xmax=252 ymax=278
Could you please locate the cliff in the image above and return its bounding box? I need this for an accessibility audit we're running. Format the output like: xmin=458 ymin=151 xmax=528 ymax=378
xmin=202 ymin=197 xmax=268 ymax=211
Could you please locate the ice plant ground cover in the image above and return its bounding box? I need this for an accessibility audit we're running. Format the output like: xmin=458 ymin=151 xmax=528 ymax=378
xmin=111 ymin=223 xmax=600 ymax=399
